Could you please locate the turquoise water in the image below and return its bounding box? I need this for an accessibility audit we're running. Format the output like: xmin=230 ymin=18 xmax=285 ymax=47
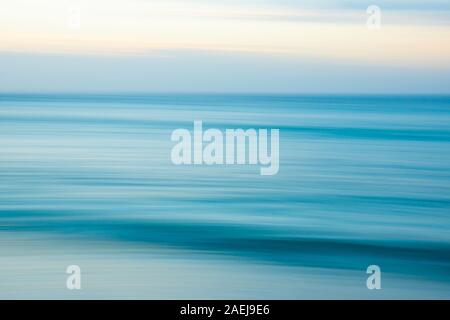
xmin=0 ymin=94 xmax=449 ymax=299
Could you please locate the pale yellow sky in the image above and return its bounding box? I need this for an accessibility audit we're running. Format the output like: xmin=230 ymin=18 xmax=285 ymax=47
xmin=1 ymin=0 xmax=450 ymax=67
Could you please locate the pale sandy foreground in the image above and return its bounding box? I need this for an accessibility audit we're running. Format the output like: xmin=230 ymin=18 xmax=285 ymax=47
xmin=1 ymin=233 xmax=449 ymax=299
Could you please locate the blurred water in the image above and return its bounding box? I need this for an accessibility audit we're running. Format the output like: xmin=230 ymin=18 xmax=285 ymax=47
xmin=0 ymin=94 xmax=449 ymax=299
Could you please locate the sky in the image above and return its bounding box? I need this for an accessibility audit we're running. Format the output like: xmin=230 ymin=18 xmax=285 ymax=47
xmin=1 ymin=0 xmax=450 ymax=93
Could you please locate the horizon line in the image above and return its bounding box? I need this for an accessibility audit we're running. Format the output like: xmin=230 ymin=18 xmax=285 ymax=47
xmin=1 ymin=92 xmax=450 ymax=97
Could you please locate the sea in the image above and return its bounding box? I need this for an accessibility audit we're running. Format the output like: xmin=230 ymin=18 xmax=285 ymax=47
xmin=0 ymin=94 xmax=449 ymax=299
